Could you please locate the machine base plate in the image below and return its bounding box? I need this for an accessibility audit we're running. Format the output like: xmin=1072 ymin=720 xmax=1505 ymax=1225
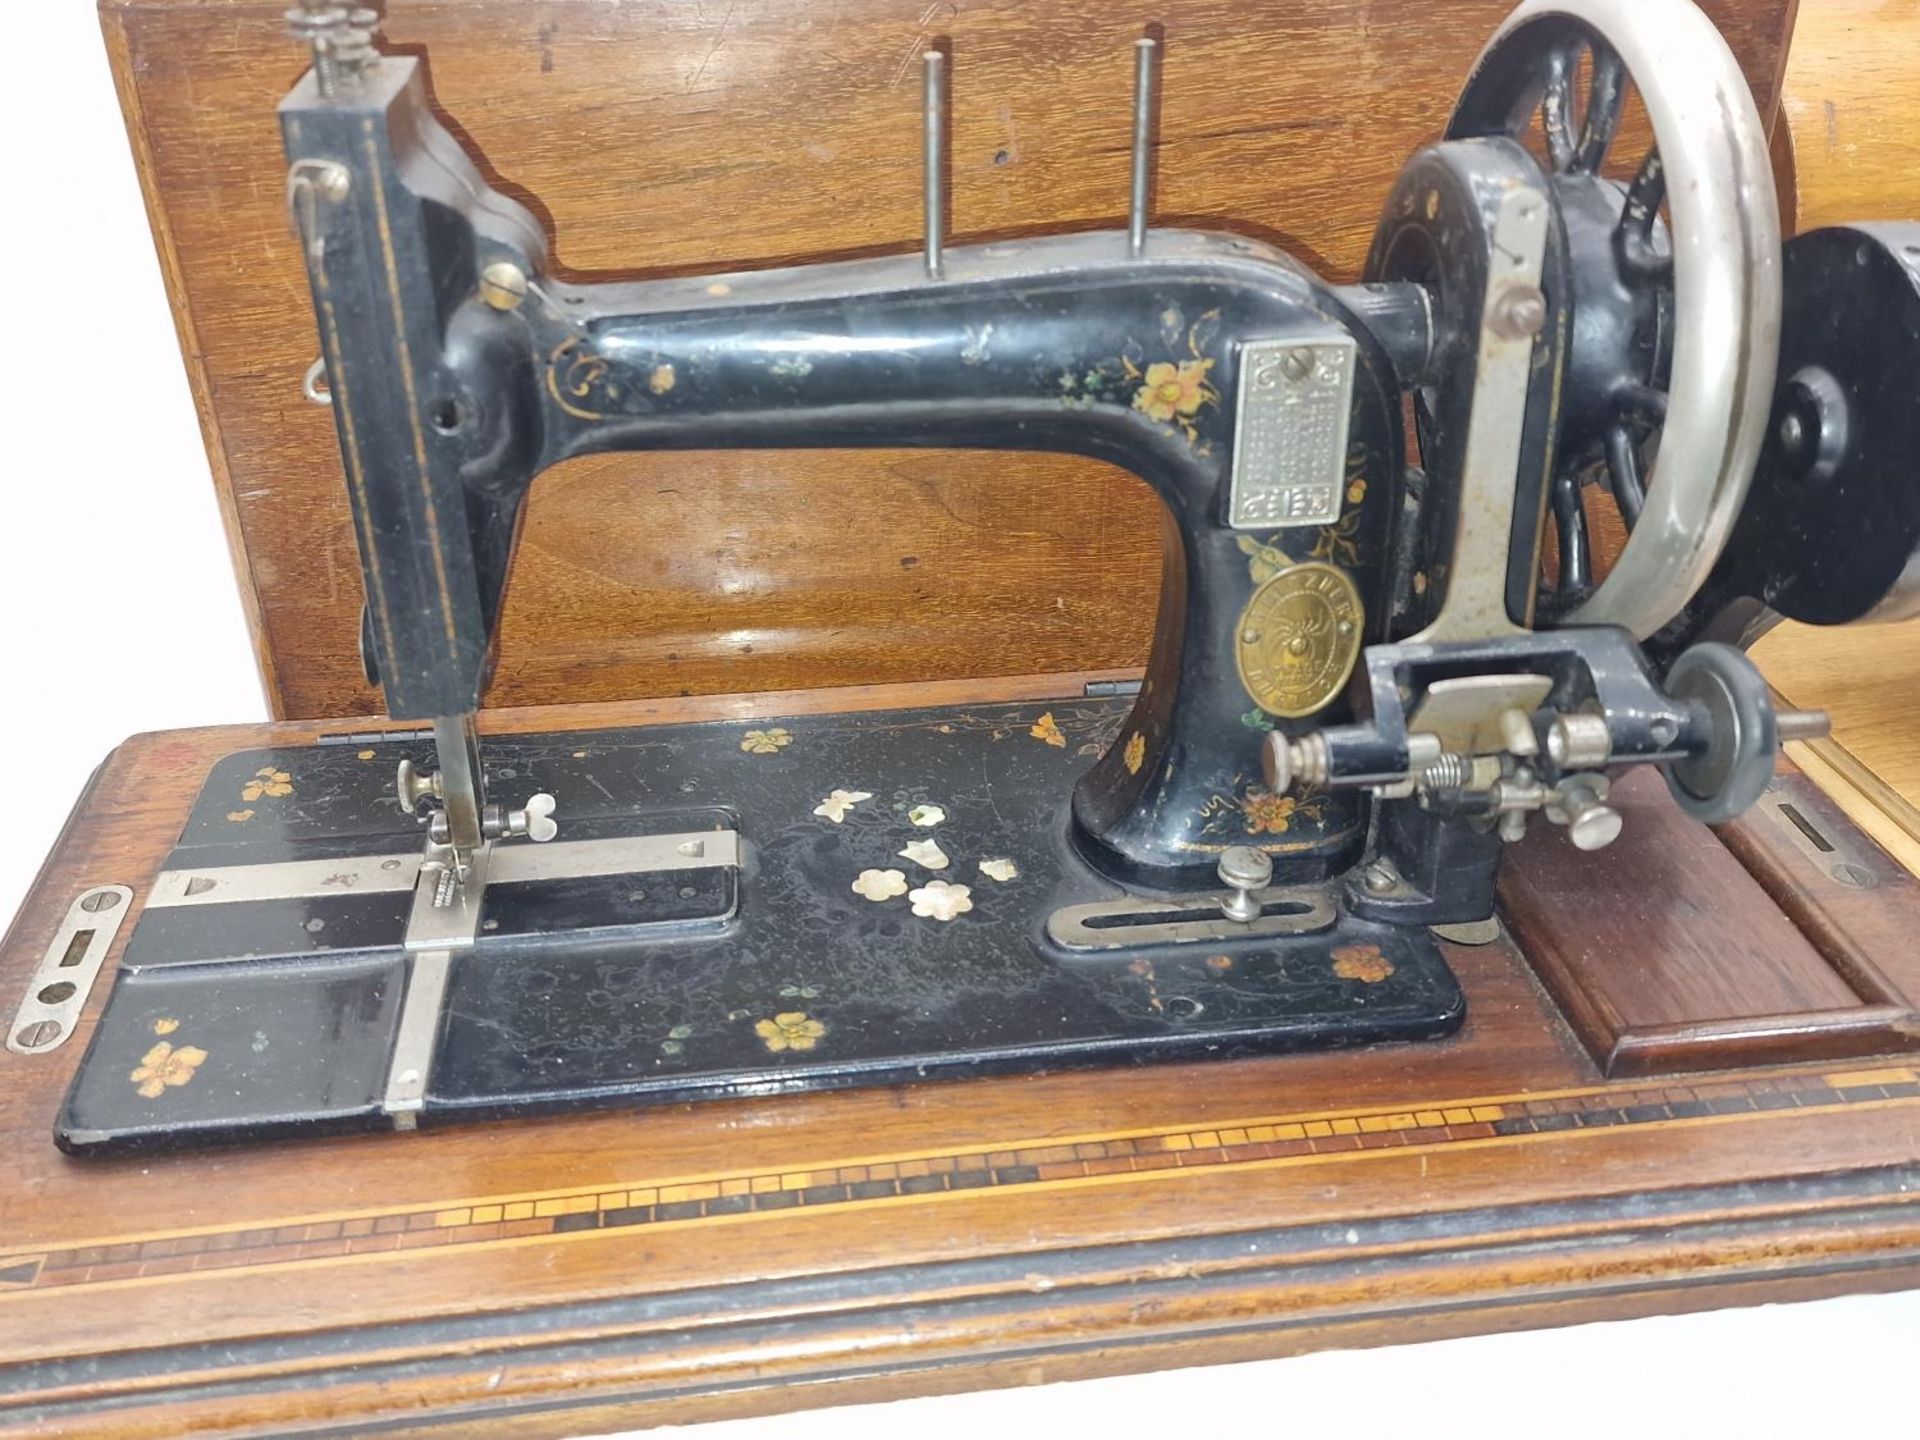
xmin=58 ymin=698 xmax=1461 ymax=1153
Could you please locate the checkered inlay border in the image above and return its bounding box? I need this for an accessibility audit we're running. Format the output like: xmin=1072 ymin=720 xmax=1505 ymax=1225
xmin=6 ymin=1065 xmax=1915 ymax=1295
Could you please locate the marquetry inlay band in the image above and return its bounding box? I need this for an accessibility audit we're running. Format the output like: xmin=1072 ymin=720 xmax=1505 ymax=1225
xmin=4 ymin=1064 xmax=1914 ymax=1297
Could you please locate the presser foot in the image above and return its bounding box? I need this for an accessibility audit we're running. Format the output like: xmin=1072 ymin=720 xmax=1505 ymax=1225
xmin=56 ymin=697 xmax=1466 ymax=1155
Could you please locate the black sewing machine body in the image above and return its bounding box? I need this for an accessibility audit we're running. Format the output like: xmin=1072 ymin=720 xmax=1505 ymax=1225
xmin=38 ymin=0 xmax=1920 ymax=1152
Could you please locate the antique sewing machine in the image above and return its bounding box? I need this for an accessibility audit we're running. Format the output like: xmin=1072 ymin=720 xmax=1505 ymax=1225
xmin=21 ymin=0 xmax=1920 ymax=1157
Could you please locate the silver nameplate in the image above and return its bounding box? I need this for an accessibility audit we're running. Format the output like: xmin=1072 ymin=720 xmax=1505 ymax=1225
xmin=1228 ymin=335 xmax=1357 ymax=529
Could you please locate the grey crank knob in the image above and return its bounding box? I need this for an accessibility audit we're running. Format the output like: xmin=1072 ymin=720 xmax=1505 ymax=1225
xmin=1559 ymin=782 xmax=1624 ymax=852
xmin=1662 ymin=642 xmax=1775 ymax=824
xmin=1217 ymin=845 xmax=1273 ymax=924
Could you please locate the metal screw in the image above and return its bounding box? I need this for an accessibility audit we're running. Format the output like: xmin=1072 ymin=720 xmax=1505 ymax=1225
xmin=1281 ymin=347 xmax=1315 ymax=381
xmin=1777 ymin=412 xmax=1806 ymax=455
xmin=1217 ymin=845 xmax=1273 ymax=923
xmin=480 ymin=261 xmax=529 ymax=312
xmin=15 ymin=1021 xmax=62 ymax=1050
xmin=78 ymin=889 xmax=122 ymax=913
xmin=1491 ymin=284 xmax=1547 ymax=339
xmin=1361 ymin=860 xmax=1399 ymax=894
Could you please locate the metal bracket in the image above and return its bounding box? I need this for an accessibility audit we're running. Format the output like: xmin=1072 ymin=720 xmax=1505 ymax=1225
xmin=1755 ymin=784 xmax=1882 ymax=891
xmin=1048 ymin=883 xmax=1338 ymax=951
xmin=377 ymin=825 xmax=742 ymax=1126
xmin=8 ymin=886 xmax=133 ymax=1055
xmin=1407 ymin=182 xmax=1549 ymax=644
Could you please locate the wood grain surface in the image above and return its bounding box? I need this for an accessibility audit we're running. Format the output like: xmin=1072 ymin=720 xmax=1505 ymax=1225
xmin=100 ymin=0 xmax=1795 ymax=719
xmin=1777 ymin=0 xmax=1920 ymax=232
xmin=0 ymin=672 xmax=1917 ymax=1435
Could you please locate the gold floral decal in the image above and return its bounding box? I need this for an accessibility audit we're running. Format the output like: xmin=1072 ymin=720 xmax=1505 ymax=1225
xmin=1054 ymin=311 xmax=1223 ymax=450
xmin=151 ymin=1018 xmax=179 ymax=1036
xmin=1241 ymin=790 xmax=1299 ymax=836
xmin=1030 ymin=712 xmax=1067 ymax=748
xmin=740 ymin=727 xmax=792 ymax=755
xmin=1332 ymin=944 xmax=1394 ymax=984
xmin=755 ymin=1012 xmax=826 ymax=1053
xmin=130 ymin=1040 xmax=208 ymax=1098
xmin=241 ymin=767 xmax=293 ymax=802
xmin=1238 ymin=533 xmax=1296 ymax=585
xmin=1123 ymin=732 xmax=1147 ymax=775
xmin=226 ymin=809 xmax=255 ymax=824
xmin=1124 ymin=310 xmax=1223 ymax=445
xmin=1192 ymin=782 xmax=1326 ymax=838
xmin=1133 ymin=359 xmax=1216 ymax=427
xmin=1239 ymin=448 xmax=1373 ymax=577
xmin=648 ymin=363 xmax=676 ymax=395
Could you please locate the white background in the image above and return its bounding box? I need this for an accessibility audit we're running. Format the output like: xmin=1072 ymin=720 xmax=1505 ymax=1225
xmin=1 ymin=4 xmax=1915 ymax=1433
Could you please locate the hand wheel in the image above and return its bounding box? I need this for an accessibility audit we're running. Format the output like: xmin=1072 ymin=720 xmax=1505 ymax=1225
xmin=1447 ymin=0 xmax=1782 ymax=640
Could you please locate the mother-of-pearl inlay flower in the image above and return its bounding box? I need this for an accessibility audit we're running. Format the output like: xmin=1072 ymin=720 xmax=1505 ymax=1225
xmin=977 ymin=857 xmax=1019 ymax=883
xmin=908 ymin=880 xmax=973 ymax=921
xmin=907 ymin=804 xmax=946 ymax=827
xmin=813 ymin=788 xmax=873 ymax=823
xmin=898 ymin=838 xmax=950 ymax=870
xmin=851 ymin=868 xmax=908 ymax=902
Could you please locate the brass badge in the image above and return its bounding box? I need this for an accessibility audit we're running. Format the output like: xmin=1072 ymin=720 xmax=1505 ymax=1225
xmin=1234 ymin=562 xmax=1365 ymax=718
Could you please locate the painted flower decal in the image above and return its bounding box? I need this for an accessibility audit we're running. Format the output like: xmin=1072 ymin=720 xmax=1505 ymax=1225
xmin=907 ymin=804 xmax=946 ymax=828
xmin=852 ymin=868 xmax=909 ymax=902
xmin=1030 ymin=712 xmax=1067 ymax=748
xmin=1332 ymin=944 xmax=1395 ymax=984
xmin=1133 ymin=358 xmax=1216 ymax=423
xmin=813 ymin=788 xmax=873 ymax=823
xmin=755 ymin=1012 xmax=826 ymax=1053
xmin=241 ymin=767 xmax=293 ymax=802
xmin=1238 ymin=533 xmax=1295 ymax=585
xmin=130 ymin=1040 xmax=207 ymax=1098
xmin=1346 ymin=477 xmax=1367 ymax=505
xmin=978 ymin=857 xmax=1019 ymax=883
xmin=908 ymin=880 xmax=974 ymax=921
xmin=1242 ymin=790 xmax=1298 ymax=836
xmin=898 ymin=838 xmax=950 ymax=870
xmin=226 ymin=810 xmax=254 ymax=824
xmin=740 ymin=728 xmax=792 ymax=755
xmin=1123 ymin=732 xmax=1147 ymax=775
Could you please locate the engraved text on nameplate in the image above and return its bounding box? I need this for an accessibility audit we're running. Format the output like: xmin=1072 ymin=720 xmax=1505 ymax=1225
xmin=1228 ymin=336 xmax=1357 ymax=530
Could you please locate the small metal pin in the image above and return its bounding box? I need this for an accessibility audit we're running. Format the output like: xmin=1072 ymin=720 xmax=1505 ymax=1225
xmin=1127 ymin=35 xmax=1159 ymax=259
xmin=1775 ymin=709 xmax=1832 ymax=744
xmin=922 ymin=49 xmax=947 ymax=280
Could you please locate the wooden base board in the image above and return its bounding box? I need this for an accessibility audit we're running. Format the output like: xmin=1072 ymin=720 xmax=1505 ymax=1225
xmin=0 ymin=674 xmax=1916 ymax=1436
